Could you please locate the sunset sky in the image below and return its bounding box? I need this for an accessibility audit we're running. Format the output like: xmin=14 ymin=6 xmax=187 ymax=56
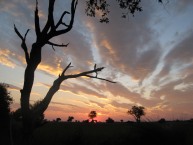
xmin=0 ymin=0 xmax=193 ymax=122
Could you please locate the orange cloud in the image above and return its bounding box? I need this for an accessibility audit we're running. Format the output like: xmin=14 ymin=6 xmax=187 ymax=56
xmin=0 ymin=48 xmax=16 ymax=68
xmin=37 ymin=63 xmax=63 ymax=76
xmin=101 ymin=39 xmax=117 ymax=58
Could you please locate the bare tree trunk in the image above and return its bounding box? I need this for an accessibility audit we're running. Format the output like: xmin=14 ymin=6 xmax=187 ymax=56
xmin=19 ymin=42 xmax=45 ymax=145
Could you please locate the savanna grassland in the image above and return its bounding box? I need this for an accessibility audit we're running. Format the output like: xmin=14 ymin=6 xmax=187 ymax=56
xmin=12 ymin=121 xmax=193 ymax=145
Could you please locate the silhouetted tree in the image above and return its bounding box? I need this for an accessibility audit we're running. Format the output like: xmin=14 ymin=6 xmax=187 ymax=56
xmin=67 ymin=116 xmax=74 ymax=122
xmin=0 ymin=83 xmax=13 ymax=145
xmin=0 ymin=83 xmax=13 ymax=123
xmin=56 ymin=118 xmax=61 ymax=122
xmin=88 ymin=111 xmax=97 ymax=122
xmin=158 ymin=118 xmax=166 ymax=123
xmin=106 ymin=117 xmax=115 ymax=123
xmin=14 ymin=0 xmax=115 ymax=144
xmin=128 ymin=106 xmax=145 ymax=123
xmin=120 ymin=119 xmax=123 ymax=123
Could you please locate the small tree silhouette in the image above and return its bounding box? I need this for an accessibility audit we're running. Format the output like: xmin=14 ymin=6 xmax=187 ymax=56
xmin=67 ymin=116 xmax=74 ymax=122
xmin=158 ymin=118 xmax=166 ymax=123
xmin=56 ymin=118 xmax=61 ymax=122
xmin=128 ymin=106 xmax=145 ymax=123
xmin=88 ymin=111 xmax=97 ymax=122
xmin=106 ymin=117 xmax=115 ymax=123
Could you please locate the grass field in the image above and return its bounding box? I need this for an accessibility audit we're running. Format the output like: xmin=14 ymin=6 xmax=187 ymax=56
xmin=18 ymin=121 xmax=193 ymax=145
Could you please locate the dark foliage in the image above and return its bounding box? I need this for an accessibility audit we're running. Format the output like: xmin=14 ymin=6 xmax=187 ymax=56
xmin=0 ymin=83 xmax=13 ymax=122
xmin=67 ymin=116 xmax=74 ymax=122
xmin=12 ymin=100 xmax=46 ymax=127
xmin=128 ymin=106 xmax=145 ymax=122
xmin=116 ymin=0 xmax=142 ymax=17
xmin=0 ymin=83 xmax=13 ymax=145
xmin=82 ymin=119 xmax=89 ymax=123
xmin=88 ymin=111 xmax=97 ymax=121
xmin=85 ymin=0 xmax=164 ymax=22
xmin=56 ymin=118 xmax=61 ymax=122
xmin=106 ymin=117 xmax=115 ymax=123
xmin=12 ymin=108 xmax=22 ymax=121
xmin=158 ymin=118 xmax=166 ymax=123
xmin=85 ymin=0 xmax=110 ymax=23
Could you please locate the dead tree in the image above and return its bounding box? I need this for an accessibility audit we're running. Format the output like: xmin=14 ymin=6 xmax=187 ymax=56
xmin=14 ymin=0 xmax=115 ymax=144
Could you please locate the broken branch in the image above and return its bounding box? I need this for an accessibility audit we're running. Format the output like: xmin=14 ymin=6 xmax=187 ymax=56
xmin=47 ymin=41 xmax=69 ymax=49
xmin=55 ymin=0 xmax=78 ymax=36
xmin=61 ymin=62 xmax=73 ymax=76
xmin=14 ymin=24 xmax=23 ymax=40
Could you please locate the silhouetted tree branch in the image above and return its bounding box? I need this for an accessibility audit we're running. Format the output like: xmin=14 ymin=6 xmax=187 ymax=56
xmin=56 ymin=11 xmax=70 ymax=28
xmin=35 ymin=0 xmax=41 ymax=37
xmin=35 ymin=63 xmax=115 ymax=116
xmin=47 ymin=41 xmax=69 ymax=51
xmin=14 ymin=25 xmax=30 ymax=64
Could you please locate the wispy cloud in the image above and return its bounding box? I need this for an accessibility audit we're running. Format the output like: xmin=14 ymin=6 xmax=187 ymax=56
xmin=0 ymin=48 xmax=16 ymax=68
xmin=1 ymin=0 xmax=193 ymax=121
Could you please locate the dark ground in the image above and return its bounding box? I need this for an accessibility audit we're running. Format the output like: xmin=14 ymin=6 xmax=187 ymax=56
xmin=11 ymin=121 xmax=193 ymax=145
xmin=7 ymin=121 xmax=193 ymax=145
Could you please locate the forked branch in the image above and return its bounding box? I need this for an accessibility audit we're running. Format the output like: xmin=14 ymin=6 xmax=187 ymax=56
xmin=61 ymin=62 xmax=73 ymax=76
xmin=54 ymin=0 xmax=78 ymax=37
xmin=14 ymin=24 xmax=30 ymax=64
xmin=35 ymin=0 xmax=78 ymax=50
xmin=55 ymin=11 xmax=70 ymax=28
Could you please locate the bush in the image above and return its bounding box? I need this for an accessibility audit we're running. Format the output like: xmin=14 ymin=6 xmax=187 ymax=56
xmin=106 ymin=117 xmax=115 ymax=123
xmin=0 ymin=83 xmax=13 ymax=124
xmin=158 ymin=118 xmax=166 ymax=123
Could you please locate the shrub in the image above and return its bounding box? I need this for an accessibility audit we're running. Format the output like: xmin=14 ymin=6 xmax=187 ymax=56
xmin=106 ymin=117 xmax=115 ymax=123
